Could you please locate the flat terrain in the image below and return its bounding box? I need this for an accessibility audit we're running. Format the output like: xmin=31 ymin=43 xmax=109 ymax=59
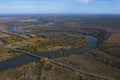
xmin=21 ymin=33 xmax=87 ymax=53
xmin=106 ymin=34 xmax=120 ymax=44
xmin=0 ymin=14 xmax=120 ymax=80
xmin=18 ymin=19 xmax=37 ymax=22
xmin=0 ymin=49 xmax=120 ymax=80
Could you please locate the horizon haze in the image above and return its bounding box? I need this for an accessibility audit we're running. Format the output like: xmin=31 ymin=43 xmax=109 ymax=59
xmin=0 ymin=0 xmax=120 ymax=14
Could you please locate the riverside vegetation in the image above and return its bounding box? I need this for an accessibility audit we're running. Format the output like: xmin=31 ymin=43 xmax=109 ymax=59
xmin=0 ymin=14 xmax=120 ymax=80
xmin=21 ymin=33 xmax=88 ymax=53
xmin=0 ymin=32 xmax=88 ymax=61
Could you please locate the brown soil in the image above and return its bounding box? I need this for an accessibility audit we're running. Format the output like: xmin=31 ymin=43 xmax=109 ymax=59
xmin=106 ymin=34 xmax=120 ymax=44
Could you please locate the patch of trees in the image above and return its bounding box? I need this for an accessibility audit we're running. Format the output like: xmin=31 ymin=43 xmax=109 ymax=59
xmin=22 ymin=33 xmax=88 ymax=53
xmin=2 ymin=35 xmax=28 ymax=43
xmin=0 ymin=47 xmax=20 ymax=61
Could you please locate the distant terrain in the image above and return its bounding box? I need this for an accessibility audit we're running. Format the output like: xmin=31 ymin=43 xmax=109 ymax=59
xmin=0 ymin=14 xmax=120 ymax=80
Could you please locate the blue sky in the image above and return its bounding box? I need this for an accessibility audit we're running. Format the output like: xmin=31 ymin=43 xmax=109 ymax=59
xmin=0 ymin=0 xmax=119 ymax=14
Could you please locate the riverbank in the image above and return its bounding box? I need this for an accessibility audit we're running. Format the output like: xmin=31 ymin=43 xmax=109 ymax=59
xmin=0 ymin=48 xmax=119 ymax=80
xmin=0 ymin=31 xmax=98 ymax=72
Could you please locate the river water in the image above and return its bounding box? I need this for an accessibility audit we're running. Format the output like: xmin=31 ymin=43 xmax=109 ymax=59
xmin=0 ymin=25 xmax=98 ymax=72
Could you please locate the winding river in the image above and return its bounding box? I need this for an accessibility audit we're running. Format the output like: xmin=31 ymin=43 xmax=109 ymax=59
xmin=0 ymin=25 xmax=98 ymax=72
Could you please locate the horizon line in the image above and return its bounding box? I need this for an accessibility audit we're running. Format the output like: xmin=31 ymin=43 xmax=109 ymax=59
xmin=0 ymin=13 xmax=120 ymax=15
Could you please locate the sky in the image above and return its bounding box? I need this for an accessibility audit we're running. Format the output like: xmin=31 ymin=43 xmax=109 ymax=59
xmin=0 ymin=0 xmax=120 ymax=14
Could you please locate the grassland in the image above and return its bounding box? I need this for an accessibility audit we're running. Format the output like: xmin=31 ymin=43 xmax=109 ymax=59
xmin=21 ymin=33 xmax=88 ymax=53
xmin=0 ymin=48 xmax=120 ymax=80
xmin=0 ymin=15 xmax=120 ymax=80
xmin=0 ymin=46 xmax=20 ymax=62
xmin=0 ymin=33 xmax=49 ymax=61
xmin=0 ymin=31 xmax=87 ymax=61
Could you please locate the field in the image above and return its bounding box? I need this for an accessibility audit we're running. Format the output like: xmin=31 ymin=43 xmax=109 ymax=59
xmin=106 ymin=34 xmax=120 ymax=44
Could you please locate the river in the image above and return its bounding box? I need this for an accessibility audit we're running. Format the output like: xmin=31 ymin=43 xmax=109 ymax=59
xmin=0 ymin=25 xmax=98 ymax=72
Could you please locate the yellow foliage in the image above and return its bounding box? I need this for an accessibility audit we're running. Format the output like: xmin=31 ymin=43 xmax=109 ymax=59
xmin=29 ymin=34 xmax=37 ymax=38
xmin=40 ymin=58 xmax=48 ymax=63
xmin=29 ymin=42 xmax=38 ymax=47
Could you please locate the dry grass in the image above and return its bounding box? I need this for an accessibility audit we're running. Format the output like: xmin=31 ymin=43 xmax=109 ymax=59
xmin=106 ymin=34 xmax=120 ymax=44
xmin=51 ymin=49 xmax=120 ymax=80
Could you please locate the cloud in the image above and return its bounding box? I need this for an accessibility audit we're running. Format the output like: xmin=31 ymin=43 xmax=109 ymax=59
xmin=76 ymin=0 xmax=91 ymax=3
